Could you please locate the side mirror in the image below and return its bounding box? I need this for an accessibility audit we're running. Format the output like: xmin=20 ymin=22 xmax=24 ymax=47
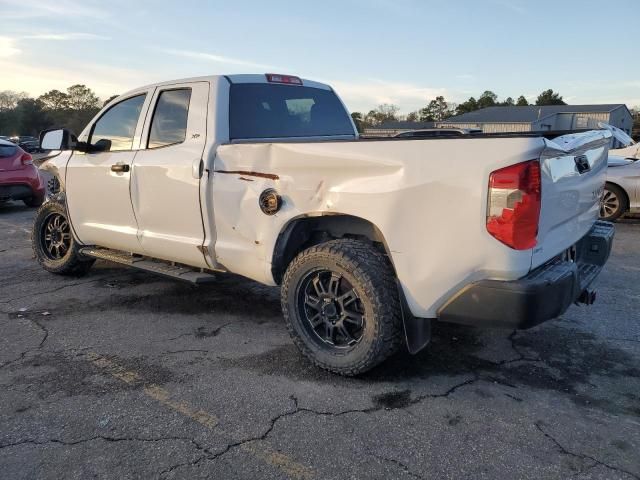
xmin=39 ymin=128 xmax=78 ymax=151
xmin=93 ymin=138 xmax=112 ymax=152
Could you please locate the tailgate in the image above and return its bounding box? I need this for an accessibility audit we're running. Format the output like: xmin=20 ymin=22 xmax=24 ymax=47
xmin=532 ymin=130 xmax=612 ymax=269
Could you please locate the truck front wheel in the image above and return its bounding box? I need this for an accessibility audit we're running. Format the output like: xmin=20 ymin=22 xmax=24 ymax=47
xmin=281 ymin=239 xmax=403 ymax=376
xmin=32 ymin=201 xmax=94 ymax=276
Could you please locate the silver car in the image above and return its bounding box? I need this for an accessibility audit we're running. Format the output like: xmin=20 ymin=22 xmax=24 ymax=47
xmin=600 ymin=155 xmax=640 ymax=221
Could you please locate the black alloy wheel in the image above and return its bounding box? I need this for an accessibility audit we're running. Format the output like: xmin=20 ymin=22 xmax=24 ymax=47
xmin=298 ymin=270 xmax=365 ymax=348
xmin=41 ymin=212 xmax=71 ymax=260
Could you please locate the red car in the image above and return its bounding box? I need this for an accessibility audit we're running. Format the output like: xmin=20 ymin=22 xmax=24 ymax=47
xmin=0 ymin=139 xmax=45 ymax=207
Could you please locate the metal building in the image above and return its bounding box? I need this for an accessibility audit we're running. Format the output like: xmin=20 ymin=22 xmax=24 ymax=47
xmin=362 ymin=121 xmax=434 ymax=137
xmin=436 ymin=104 xmax=633 ymax=146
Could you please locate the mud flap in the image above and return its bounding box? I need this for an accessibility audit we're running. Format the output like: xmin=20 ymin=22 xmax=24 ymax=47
xmin=397 ymin=280 xmax=431 ymax=354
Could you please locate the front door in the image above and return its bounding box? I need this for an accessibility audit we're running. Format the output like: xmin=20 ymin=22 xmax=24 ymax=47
xmin=130 ymin=82 xmax=210 ymax=268
xmin=66 ymin=92 xmax=152 ymax=253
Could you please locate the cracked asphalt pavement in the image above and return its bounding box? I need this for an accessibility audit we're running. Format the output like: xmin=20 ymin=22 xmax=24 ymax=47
xmin=1 ymin=202 xmax=639 ymax=479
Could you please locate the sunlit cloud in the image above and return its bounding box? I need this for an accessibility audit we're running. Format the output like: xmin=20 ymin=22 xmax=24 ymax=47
xmin=0 ymin=0 xmax=109 ymax=19
xmin=22 ymin=33 xmax=110 ymax=41
xmin=0 ymin=59 xmax=150 ymax=98
xmin=325 ymin=78 xmax=449 ymax=113
xmin=0 ymin=36 xmax=20 ymax=57
xmin=161 ymin=48 xmax=281 ymax=71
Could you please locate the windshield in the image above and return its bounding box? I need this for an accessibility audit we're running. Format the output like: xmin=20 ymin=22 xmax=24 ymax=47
xmin=229 ymin=83 xmax=355 ymax=140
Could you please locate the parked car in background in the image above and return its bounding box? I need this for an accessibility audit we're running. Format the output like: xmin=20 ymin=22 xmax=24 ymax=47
xmin=9 ymin=135 xmax=42 ymax=153
xmin=0 ymin=139 xmax=45 ymax=207
xmin=393 ymin=128 xmax=482 ymax=138
xmin=600 ymin=155 xmax=640 ymax=221
xmin=609 ymin=142 xmax=639 ymax=160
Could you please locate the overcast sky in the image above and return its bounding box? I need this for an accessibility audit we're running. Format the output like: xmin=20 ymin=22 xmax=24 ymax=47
xmin=0 ymin=0 xmax=637 ymax=113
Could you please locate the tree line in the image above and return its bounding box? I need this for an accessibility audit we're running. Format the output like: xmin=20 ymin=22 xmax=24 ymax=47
xmin=0 ymin=86 xmax=117 ymax=137
xmin=351 ymin=88 xmax=568 ymax=131
xmin=1 ymin=85 xmax=637 ymax=139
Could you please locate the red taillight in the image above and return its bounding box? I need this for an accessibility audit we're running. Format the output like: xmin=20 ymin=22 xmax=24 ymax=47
xmin=265 ymin=73 xmax=303 ymax=85
xmin=486 ymin=160 xmax=541 ymax=250
xmin=21 ymin=152 xmax=33 ymax=165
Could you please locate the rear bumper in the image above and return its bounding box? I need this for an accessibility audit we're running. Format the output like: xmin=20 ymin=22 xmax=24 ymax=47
xmin=437 ymin=221 xmax=614 ymax=329
xmin=0 ymin=167 xmax=45 ymax=202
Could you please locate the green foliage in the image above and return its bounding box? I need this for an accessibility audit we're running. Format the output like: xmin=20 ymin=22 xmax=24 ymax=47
xmin=66 ymin=84 xmax=100 ymax=110
xmin=419 ymin=96 xmax=454 ymax=122
xmin=103 ymin=95 xmax=119 ymax=107
xmin=516 ymin=95 xmax=529 ymax=106
xmin=0 ymin=90 xmax=29 ymax=111
xmin=363 ymin=104 xmax=400 ymax=127
xmin=405 ymin=111 xmax=419 ymax=122
xmin=477 ymin=91 xmax=498 ymax=109
xmin=38 ymin=89 xmax=70 ymax=110
xmin=15 ymin=99 xmax=52 ymax=137
xmin=0 ymin=85 xmax=108 ymax=137
xmin=455 ymin=97 xmax=478 ymax=116
xmin=350 ymin=112 xmax=364 ymax=133
xmin=535 ymin=89 xmax=566 ymax=106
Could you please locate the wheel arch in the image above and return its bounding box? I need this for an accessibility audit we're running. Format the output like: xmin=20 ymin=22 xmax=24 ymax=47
xmin=273 ymin=217 xmax=432 ymax=357
xmin=271 ymin=213 xmax=394 ymax=285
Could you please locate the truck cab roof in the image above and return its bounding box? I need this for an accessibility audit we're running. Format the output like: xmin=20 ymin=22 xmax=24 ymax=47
xmin=117 ymin=74 xmax=332 ymax=100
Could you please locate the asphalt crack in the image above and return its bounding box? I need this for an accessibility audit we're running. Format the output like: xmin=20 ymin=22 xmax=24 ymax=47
xmin=366 ymin=449 xmax=426 ymax=480
xmin=159 ymin=395 xmax=304 ymax=478
xmin=0 ymin=434 xmax=211 ymax=453
xmin=0 ymin=273 xmax=131 ymax=305
xmin=535 ymin=422 xmax=640 ymax=480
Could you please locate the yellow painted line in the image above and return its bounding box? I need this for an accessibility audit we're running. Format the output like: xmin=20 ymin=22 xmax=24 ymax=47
xmin=87 ymin=352 xmax=312 ymax=478
xmin=242 ymin=443 xmax=313 ymax=480
xmin=144 ymin=384 xmax=218 ymax=429
xmin=87 ymin=353 xmax=218 ymax=429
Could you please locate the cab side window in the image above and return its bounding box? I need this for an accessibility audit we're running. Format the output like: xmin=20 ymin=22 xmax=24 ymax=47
xmin=89 ymin=94 xmax=146 ymax=152
xmin=147 ymin=89 xmax=192 ymax=149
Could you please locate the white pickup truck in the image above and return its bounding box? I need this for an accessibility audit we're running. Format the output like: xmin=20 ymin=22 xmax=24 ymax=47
xmin=36 ymin=73 xmax=614 ymax=375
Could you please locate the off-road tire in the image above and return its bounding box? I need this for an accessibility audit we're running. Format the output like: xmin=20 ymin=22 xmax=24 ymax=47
xmin=32 ymin=201 xmax=94 ymax=276
xmin=281 ymin=239 xmax=403 ymax=376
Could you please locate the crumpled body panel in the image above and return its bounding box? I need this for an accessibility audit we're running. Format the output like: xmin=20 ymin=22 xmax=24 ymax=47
xmin=212 ymin=137 xmax=546 ymax=317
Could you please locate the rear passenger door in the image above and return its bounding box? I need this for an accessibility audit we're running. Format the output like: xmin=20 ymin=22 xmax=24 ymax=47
xmin=131 ymin=82 xmax=210 ymax=268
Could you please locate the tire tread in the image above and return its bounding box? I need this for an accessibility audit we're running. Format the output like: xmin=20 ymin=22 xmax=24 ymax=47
xmin=281 ymin=239 xmax=403 ymax=376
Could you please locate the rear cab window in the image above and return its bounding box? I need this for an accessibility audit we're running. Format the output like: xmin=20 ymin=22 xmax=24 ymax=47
xmin=229 ymin=83 xmax=355 ymax=140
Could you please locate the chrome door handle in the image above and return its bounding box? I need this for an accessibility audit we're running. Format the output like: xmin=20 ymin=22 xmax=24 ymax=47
xmin=111 ymin=164 xmax=130 ymax=173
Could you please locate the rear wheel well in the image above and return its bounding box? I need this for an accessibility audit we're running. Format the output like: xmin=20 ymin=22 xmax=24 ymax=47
xmin=271 ymin=215 xmax=393 ymax=284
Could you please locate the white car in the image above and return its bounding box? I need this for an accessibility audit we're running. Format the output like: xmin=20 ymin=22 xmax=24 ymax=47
xmin=36 ymin=73 xmax=614 ymax=375
xmin=610 ymin=142 xmax=639 ymax=160
xmin=601 ymin=155 xmax=640 ymax=221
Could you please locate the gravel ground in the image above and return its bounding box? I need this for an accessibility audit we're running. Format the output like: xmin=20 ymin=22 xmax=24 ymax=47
xmin=1 ymin=203 xmax=639 ymax=479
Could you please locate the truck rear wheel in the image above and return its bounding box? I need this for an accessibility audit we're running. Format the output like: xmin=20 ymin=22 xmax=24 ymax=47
xmin=281 ymin=239 xmax=403 ymax=376
xmin=32 ymin=201 xmax=94 ymax=276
